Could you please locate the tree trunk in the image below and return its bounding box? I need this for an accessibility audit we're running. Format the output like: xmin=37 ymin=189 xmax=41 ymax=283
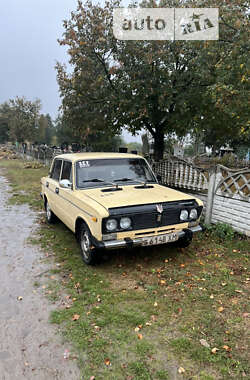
xmin=153 ymin=129 xmax=165 ymax=161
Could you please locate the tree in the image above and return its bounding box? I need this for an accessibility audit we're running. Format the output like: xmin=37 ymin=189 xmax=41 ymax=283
xmin=56 ymin=0 xmax=249 ymax=159
xmin=55 ymin=114 xmax=123 ymax=151
xmin=8 ymin=97 xmax=41 ymax=143
xmin=45 ymin=114 xmax=55 ymax=145
xmin=0 ymin=102 xmax=11 ymax=143
xmin=56 ymin=0 xmax=205 ymax=159
xmin=37 ymin=114 xmax=48 ymax=143
xmin=36 ymin=114 xmax=55 ymax=145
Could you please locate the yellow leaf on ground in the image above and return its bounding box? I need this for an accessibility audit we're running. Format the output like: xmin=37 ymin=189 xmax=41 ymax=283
xmin=211 ymin=347 xmax=219 ymax=354
xmin=137 ymin=334 xmax=143 ymax=340
xmin=178 ymin=367 xmax=185 ymax=374
xmin=222 ymin=345 xmax=231 ymax=351
xmin=72 ymin=314 xmax=80 ymax=321
xmin=218 ymin=307 xmax=224 ymax=312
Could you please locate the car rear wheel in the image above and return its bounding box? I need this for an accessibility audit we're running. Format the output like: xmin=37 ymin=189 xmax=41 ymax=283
xmin=45 ymin=201 xmax=57 ymax=224
xmin=79 ymin=223 xmax=97 ymax=265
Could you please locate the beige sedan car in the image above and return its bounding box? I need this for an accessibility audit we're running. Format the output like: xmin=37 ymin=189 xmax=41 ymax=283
xmin=41 ymin=153 xmax=203 ymax=264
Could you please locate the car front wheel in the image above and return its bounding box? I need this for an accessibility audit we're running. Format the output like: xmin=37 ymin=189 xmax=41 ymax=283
xmin=79 ymin=223 xmax=97 ymax=265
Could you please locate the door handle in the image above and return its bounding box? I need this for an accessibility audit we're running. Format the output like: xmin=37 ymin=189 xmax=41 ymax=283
xmin=55 ymin=187 xmax=59 ymax=194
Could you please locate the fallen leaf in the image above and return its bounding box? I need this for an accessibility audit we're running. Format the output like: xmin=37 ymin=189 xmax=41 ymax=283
xmin=151 ymin=315 xmax=157 ymax=322
xmin=243 ymin=313 xmax=249 ymax=318
xmin=200 ymin=339 xmax=210 ymax=348
xmin=210 ymin=294 xmax=214 ymax=299
xmin=160 ymin=280 xmax=166 ymax=285
xmin=134 ymin=327 xmax=140 ymax=332
xmin=89 ymin=376 xmax=95 ymax=380
xmin=178 ymin=367 xmax=185 ymax=374
xmin=145 ymin=322 xmax=152 ymax=326
xmin=211 ymin=347 xmax=219 ymax=354
xmin=222 ymin=345 xmax=231 ymax=351
xmin=235 ymin=290 xmax=243 ymax=294
xmin=72 ymin=314 xmax=80 ymax=321
xmin=104 ymin=358 xmax=111 ymax=366
xmin=180 ymin=264 xmax=185 ymax=268
xmin=63 ymin=349 xmax=70 ymax=359
xmin=137 ymin=334 xmax=143 ymax=340
xmin=218 ymin=307 xmax=224 ymax=312
xmin=164 ymin=259 xmax=169 ymax=263
xmin=154 ymin=302 xmax=158 ymax=307
xmin=221 ymin=282 xmax=227 ymax=286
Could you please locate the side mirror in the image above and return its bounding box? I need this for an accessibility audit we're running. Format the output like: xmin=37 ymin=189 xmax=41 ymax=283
xmin=59 ymin=179 xmax=72 ymax=189
xmin=156 ymin=174 xmax=162 ymax=183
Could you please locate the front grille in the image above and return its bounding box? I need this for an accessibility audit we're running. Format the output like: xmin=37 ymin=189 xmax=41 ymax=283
xmin=102 ymin=200 xmax=202 ymax=233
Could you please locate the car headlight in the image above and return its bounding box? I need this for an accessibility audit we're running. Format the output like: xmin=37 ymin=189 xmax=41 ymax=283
xmin=180 ymin=209 xmax=189 ymax=221
xmin=190 ymin=208 xmax=198 ymax=220
xmin=106 ymin=219 xmax=118 ymax=231
xmin=120 ymin=217 xmax=131 ymax=229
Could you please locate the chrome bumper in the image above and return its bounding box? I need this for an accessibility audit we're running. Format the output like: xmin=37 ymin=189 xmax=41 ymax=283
xmin=102 ymin=225 xmax=203 ymax=249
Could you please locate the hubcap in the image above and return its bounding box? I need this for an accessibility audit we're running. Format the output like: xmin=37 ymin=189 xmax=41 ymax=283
xmin=46 ymin=204 xmax=51 ymax=220
xmin=81 ymin=231 xmax=91 ymax=259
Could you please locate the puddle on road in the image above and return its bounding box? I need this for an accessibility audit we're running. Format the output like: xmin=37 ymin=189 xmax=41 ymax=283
xmin=0 ymin=172 xmax=80 ymax=380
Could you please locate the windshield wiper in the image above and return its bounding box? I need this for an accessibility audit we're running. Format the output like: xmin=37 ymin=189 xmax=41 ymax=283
xmin=82 ymin=178 xmax=105 ymax=183
xmin=114 ymin=177 xmax=133 ymax=182
xmin=82 ymin=178 xmax=120 ymax=189
xmin=114 ymin=177 xmax=151 ymax=188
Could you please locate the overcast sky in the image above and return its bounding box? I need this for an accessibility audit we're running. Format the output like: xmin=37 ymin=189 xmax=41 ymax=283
xmin=0 ymin=0 xmax=140 ymax=142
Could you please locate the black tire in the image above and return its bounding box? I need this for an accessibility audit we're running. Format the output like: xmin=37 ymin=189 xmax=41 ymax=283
xmin=79 ymin=223 xmax=98 ymax=265
xmin=45 ymin=200 xmax=57 ymax=224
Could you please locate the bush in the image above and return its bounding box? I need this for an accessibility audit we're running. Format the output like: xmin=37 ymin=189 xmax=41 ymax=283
xmin=205 ymin=222 xmax=235 ymax=241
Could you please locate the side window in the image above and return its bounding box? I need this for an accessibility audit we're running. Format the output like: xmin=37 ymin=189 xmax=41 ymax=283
xmin=61 ymin=161 xmax=72 ymax=182
xmin=51 ymin=159 xmax=62 ymax=181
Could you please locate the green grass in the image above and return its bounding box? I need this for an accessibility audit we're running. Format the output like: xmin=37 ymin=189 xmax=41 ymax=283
xmin=1 ymin=158 xmax=249 ymax=380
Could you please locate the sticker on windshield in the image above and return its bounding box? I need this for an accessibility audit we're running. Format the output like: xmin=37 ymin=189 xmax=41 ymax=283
xmin=79 ymin=160 xmax=90 ymax=168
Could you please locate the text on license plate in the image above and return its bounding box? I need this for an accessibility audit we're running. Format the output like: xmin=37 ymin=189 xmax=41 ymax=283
xmin=141 ymin=232 xmax=178 ymax=246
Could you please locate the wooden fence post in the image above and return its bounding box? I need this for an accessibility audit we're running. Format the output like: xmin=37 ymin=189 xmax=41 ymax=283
xmin=205 ymin=167 xmax=217 ymax=224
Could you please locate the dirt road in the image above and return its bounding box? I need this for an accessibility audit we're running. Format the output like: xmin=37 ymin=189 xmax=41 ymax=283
xmin=0 ymin=173 xmax=80 ymax=380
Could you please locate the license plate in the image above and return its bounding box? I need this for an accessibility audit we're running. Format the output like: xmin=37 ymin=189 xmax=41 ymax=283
xmin=141 ymin=232 xmax=178 ymax=246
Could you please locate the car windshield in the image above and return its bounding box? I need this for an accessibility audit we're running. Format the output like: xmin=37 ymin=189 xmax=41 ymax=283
xmin=75 ymin=158 xmax=156 ymax=189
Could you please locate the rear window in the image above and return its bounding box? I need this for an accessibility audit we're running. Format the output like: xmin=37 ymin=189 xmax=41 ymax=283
xmin=51 ymin=159 xmax=62 ymax=181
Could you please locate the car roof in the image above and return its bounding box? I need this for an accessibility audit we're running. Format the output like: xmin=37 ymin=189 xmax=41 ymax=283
xmin=54 ymin=152 xmax=143 ymax=162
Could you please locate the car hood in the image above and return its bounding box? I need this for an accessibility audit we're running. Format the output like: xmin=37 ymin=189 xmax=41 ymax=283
xmin=75 ymin=184 xmax=197 ymax=211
